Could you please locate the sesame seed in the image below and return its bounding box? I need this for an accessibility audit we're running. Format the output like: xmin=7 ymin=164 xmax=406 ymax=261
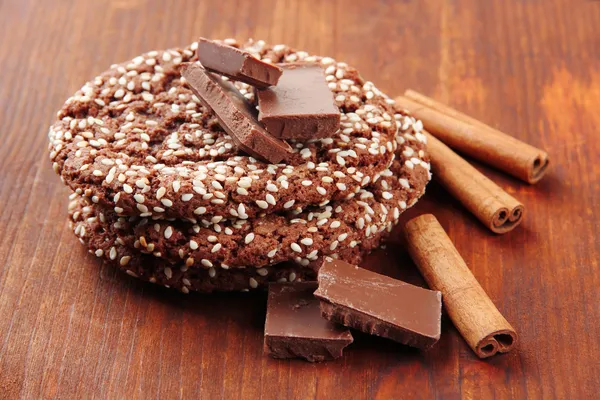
xmin=201 ymin=259 xmax=213 ymax=267
xmin=208 ymin=267 xmax=216 ymax=277
xmin=357 ymin=218 xmax=365 ymax=229
xmin=268 ymin=249 xmax=277 ymax=258
xmin=330 ymin=221 xmax=341 ymax=229
xmin=257 ymin=268 xmax=268 ymax=276
xmin=194 ymin=206 xmax=206 ymax=215
xmin=123 ymin=184 xmax=133 ymax=193
xmin=181 ymin=193 xmax=193 ymax=201
xmin=291 ymin=243 xmax=302 ymax=253
xmin=120 ymin=256 xmax=131 ymax=266
xmin=245 ymin=233 xmax=255 ymax=244
xmin=256 ymin=200 xmax=268 ymax=209
xmin=249 ymin=278 xmax=258 ymax=289
xmin=164 ymin=267 xmax=173 ymax=279
xmin=211 ymin=243 xmax=222 ymax=253
xmin=265 ymin=194 xmax=276 ymax=205
xmin=134 ymin=194 xmax=145 ymax=203
xmin=300 ymin=238 xmax=313 ymax=246
xmin=237 ymin=178 xmax=252 ymax=188
xmin=316 ymin=187 xmax=327 ymax=195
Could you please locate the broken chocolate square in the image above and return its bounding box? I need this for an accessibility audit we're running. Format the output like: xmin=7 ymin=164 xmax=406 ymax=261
xmin=197 ymin=38 xmax=282 ymax=88
xmin=264 ymin=282 xmax=353 ymax=362
xmin=314 ymin=259 xmax=442 ymax=349
xmin=256 ymin=63 xmax=340 ymax=139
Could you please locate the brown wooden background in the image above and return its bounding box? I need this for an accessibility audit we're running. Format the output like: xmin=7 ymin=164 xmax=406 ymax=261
xmin=1 ymin=0 xmax=599 ymax=398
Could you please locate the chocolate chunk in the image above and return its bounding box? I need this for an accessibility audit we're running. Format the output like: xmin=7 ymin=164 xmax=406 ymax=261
xmin=256 ymin=64 xmax=341 ymax=139
xmin=197 ymin=38 xmax=282 ymax=88
xmin=264 ymin=282 xmax=353 ymax=362
xmin=181 ymin=62 xmax=293 ymax=164
xmin=314 ymin=259 xmax=442 ymax=349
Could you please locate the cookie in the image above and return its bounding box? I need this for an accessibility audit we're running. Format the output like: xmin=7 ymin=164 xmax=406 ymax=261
xmin=68 ymin=121 xmax=430 ymax=292
xmin=48 ymin=40 xmax=399 ymax=221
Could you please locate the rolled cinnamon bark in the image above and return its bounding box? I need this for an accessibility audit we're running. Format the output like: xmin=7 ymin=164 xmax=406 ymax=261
xmin=398 ymin=92 xmax=549 ymax=184
xmin=403 ymin=214 xmax=518 ymax=358
xmin=422 ymin=129 xmax=523 ymax=234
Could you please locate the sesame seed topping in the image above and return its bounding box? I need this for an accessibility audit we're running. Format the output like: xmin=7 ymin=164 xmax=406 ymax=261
xmin=300 ymin=238 xmax=313 ymax=246
xmin=291 ymin=243 xmax=302 ymax=253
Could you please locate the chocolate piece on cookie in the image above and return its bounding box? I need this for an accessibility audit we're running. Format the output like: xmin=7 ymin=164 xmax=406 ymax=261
xmin=314 ymin=259 xmax=442 ymax=349
xmin=264 ymin=282 xmax=353 ymax=362
xmin=181 ymin=62 xmax=292 ymax=164
xmin=257 ymin=63 xmax=340 ymax=139
xmin=198 ymin=38 xmax=282 ymax=88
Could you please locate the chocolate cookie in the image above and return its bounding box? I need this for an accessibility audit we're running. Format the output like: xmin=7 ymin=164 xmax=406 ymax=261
xmin=68 ymin=118 xmax=430 ymax=292
xmin=48 ymin=40 xmax=399 ymax=221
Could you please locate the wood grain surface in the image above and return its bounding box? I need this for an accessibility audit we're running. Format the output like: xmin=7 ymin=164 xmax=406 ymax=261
xmin=1 ymin=0 xmax=599 ymax=398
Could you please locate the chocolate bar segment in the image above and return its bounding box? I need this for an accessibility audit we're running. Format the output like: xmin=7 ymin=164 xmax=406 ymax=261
xmin=264 ymin=282 xmax=353 ymax=362
xmin=314 ymin=259 xmax=442 ymax=349
xmin=256 ymin=64 xmax=341 ymax=139
xmin=197 ymin=38 xmax=282 ymax=88
xmin=181 ymin=63 xmax=293 ymax=164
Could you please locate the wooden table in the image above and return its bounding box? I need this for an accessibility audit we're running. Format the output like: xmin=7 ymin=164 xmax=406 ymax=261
xmin=1 ymin=0 xmax=598 ymax=398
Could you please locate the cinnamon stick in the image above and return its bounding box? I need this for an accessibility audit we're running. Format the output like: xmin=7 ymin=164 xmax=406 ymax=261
xmin=403 ymin=214 xmax=518 ymax=358
xmin=398 ymin=92 xmax=549 ymax=184
xmin=421 ymin=129 xmax=523 ymax=234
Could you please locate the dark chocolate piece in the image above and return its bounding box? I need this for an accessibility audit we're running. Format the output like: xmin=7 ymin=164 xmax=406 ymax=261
xmin=314 ymin=259 xmax=442 ymax=349
xmin=181 ymin=62 xmax=293 ymax=164
xmin=264 ymin=282 xmax=353 ymax=362
xmin=197 ymin=38 xmax=282 ymax=88
xmin=256 ymin=64 xmax=341 ymax=139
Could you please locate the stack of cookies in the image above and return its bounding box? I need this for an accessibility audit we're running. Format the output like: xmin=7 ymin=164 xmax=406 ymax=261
xmin=47 ymin=39 xmax=431 ymax=293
